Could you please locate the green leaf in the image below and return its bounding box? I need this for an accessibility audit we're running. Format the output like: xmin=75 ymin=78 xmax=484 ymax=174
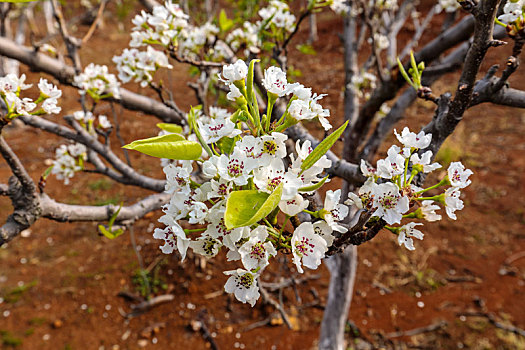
xmin=98 ymin=224 xmax=124 ymax=239
xmin=219 ymin=9 xmax=234 ymax=32
xmin=298 ymin=175 xmax=329 ymax=192
xmin=156 ymin=123 xmax=183 ymax=134
xmin=301 ymin=120 xmax=348 ymax=173
xmin=123 ymin=133 xmax=202 ymax=160
xmin=224 ymin=183 xmax=283 ymax=229
xmin=216 ymin=136 xmax=236 ymax=155
xmin=296 ymin=44 xmax=317 ymax=55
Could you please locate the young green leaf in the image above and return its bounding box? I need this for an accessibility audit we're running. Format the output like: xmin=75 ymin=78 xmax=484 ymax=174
xmin=156 ymin=123 xmax=183 ymax=134
xmin=123 ymin=134 xmax=202 ymax=160
xmin=224 ymin=183 xmax=283 ymax=229
xmin=298 ymin=175 xmax=329 ymax=192
xmin=219 ymin=9 xmax=234 ymax=32
xmin=300 ymin=120 xmax=348 ymax=173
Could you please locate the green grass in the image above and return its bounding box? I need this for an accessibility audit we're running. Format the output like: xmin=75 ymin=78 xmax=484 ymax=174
xmin=0 ymin=330 xmax=23 ymax=348
xmin=2 ymin=280 xmax=38 ymax=303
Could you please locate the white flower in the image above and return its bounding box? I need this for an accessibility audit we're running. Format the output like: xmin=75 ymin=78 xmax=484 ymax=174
xmin=154 ymin=215 xmax=190 ymax=260
xmin=163 ymin=162 xmax=192 ymax=194
xmin=291 ymin=83 xmax=312 ymax=100
xmin=226 ymin=83 xmax=243 ymax=101
xmin=288 ymin=99 xmax=315 ymax=121
xmin=259 ymin=132 xmax=288 ymax=164
xmin=376 ymin=146 xmax=406 ymax=179
xmin=238 ymin=226 xmax=277 ymax=270
xmin=208 ymin=179 xmax=233 ymax=200
xmin=291 ymin=222 xmax=328 ymax=273
xmin=394 ymin=127 xmax=432 ymax=149
xmin=313 ymin=220 xmax=334 ymax=247
xmin=224 ymin=269 xmax=260 ymax=306
xmin=262 ymin=66 xmax=289 ymax=97
xmin=345 ymin=177 xmax=377 ymax=210
xmin=38 ymin=78 xmax=62 ymax=99
xmin=419 ymin=200 xmax=442 ymax=222
xmin=202 ymin=155 xmax=219 ymax=178
xmin=0 ymin=74 xmax=31 ymax=94
xmin=410 ymin=151 xmax=441 ymax=173
xmin=443 ymin=187 xmax=464 ymax=220
xmin=14 ymin=97 xmax=36 ymax=115
xmin=233 ymin=135 xmax=262 ymax=161
xmin=253 ymin=158 xmax=302 ymax=200
xmin=279 ymin=194 xmax=309 ymax=216
xmin=219 ymin=60 xmax=248 ymax=84
xmin=190 ymin=235 xmax=222 ymax=257
xmin=447 ymin=161 xmax=473 ymax=188
xmin=321 ymin=190 xmax=349 ymax=233
xmin=198 ymin=115 xmax=241 ymax=144
xmin=98 ymin=115 xmax=111 ymax=129
xmin=42 ymin=98 xmax=61 ymax=114
xmin=360 ymin=159 xmax=377 ymax=177
xmin=217 ymin=150 xmax=254 ymax=186
xmin=188 ymin=201 xmax=208 ymax=224
xmin=436 ymin=0 xmax=461 ymax=13
xmin=397 ymin=222 xmax=424 ymax=251
xmin=372 ymin=182 xmax=409 ymax=224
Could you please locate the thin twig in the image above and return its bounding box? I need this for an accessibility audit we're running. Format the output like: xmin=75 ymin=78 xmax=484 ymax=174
xmin=458 ymin=312 xmax=525 ymax=338
xmin=385 ymin=320 xmax=448 ymax=338
xmin=81 ymin=0 xmax=107 ymax=44
xmin=258 ymin=279 xmax=293 ymax=329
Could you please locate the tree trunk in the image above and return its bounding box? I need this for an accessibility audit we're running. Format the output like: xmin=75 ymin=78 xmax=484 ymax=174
xmin=319 ymin=245 xmax=357 ymax=350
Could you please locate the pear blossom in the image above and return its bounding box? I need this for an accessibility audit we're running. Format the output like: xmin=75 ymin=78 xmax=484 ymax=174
xmin=153 ymin=218 xmax=189 ymax=258
xmin=313 ymin=220 xmax=334 ymax=247
xmin=226 ymin=83 xmax=243 ymax=101
xmin=443 ymin=187 xmax=464 ymax=220
xmin=238 ymin=226 xmax=277 ymax=270
xmin=291 ymin=222 xmax=328 ymax=273
xmin=397 ymin=222 xmax=424 ymax=250
xmin=447 ymin=162 xmax=473 ymax=188
xmin=98 ymin=115 xmax=111 ymax=129
xmin=259 ymin=132 xmax=288 ymax=164
xmin=498 ymin=0 xmax=524 ymax=23
xmin=262 ymin=66 xmax=290 ymax=97
xmin=376 ymin=146 xmax=406 ymax=179
xmin=224 ymin=269 xmax=260 ymax=306
xmin=198 ymin=116 xmax=241 ymax=144
xmin=217 ymin=151 xmax=255 ymax=186
xmin=372 ymin=182 xmax=409 ymax=224
xmin=163 ymin=162 xmax=192 ymax=194
xmin=190 ymin=235 xmax=222 ymax=257
xmin=436 ymin=0 xmax=461 ymax=13
xmin=253 ymin=158 xmax=302 ymax=200
xmin=279 ymin=194 xmax=309 ymax=216
xmin=322 ymin=190 xmax=349 ymax=233
xmin=219 ymin=60 xmax=248 ymax=84
xmin=419 ymin=200 xmax=442 ymax=222
xmin=38 ymin=79 xmax=62 ymax=99
xmin=208 ymin=179 xmax=233 ymax=200
xmin=360 ymin=159 xmax=377 ymax=177
xmin=410 ymin=151 xmax=441 ymax=173
xmin=346 ymin=177 xmax=378 ymax=210
xmin=394 ymin=127 xmax=432 ymax=149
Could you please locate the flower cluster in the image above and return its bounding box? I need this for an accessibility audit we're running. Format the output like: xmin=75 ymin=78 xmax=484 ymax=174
xmin=0 ymin=75 xmax=61 ymax=120
xmin=350 ymin=72 xmax=377 ymax=99
xmin=258 ymin=0 xmax=296 ymax=33
xmin=125 ymin=59 xmax=475 ymax=306
xmin=113 ymin=47 xmax=172 ymax=87
xmin=143 ymin=60 xmax=342 ymax=306
xmin=346 ymin=127 xmax=473 ymax=251
xmin=498 ymin=0 xmax=524 ymax=26
xmin=50 ymin=143 xmax=87 ymax=185
xmin=436 ymin=0 xmax=461 ymax=13
xmin=74 ymin=63 xmax=120 ymax=100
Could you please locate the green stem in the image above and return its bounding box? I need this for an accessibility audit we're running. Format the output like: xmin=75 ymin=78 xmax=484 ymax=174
xmin=415 ymin=177 xmax=448 ymax=194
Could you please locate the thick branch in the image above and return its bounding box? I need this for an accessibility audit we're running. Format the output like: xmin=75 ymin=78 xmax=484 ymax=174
xmin=0 ymin=136 xmax=36 ymax=193
xmin=40 ymin=192 xmax=169 ymax=224
xmin=0 ymin=37 xmax=185 ymax=124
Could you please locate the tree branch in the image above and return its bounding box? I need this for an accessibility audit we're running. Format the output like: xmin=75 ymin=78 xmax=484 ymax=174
xmin=0 ymin=36 xmax=185 ymax=124
xmin=39 ymin=192 xmax=169 ymax=224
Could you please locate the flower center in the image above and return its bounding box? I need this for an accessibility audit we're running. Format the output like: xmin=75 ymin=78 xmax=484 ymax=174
xmin=249 ymin=241 xmax=266 ymax=260
xmin=263 ymin=140 xmax=277 ymax=155
xmin=236 ymin=273 xmax=254 ymax=289
xmin=294 ymin=236 xmax=314 ymax=257
xmin=227 ymin=158 xmax=245 ymax=177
